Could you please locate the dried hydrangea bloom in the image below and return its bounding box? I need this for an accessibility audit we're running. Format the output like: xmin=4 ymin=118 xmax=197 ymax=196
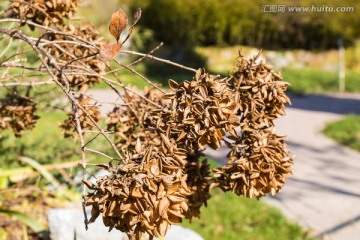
xmin=213 ymin=129 xmax=293 ymax=198
xmin=84 ymin=147 xmax=192 ymax=239
xmin=230 ymin=51 xmax=291 ymax=129
xmin=162 ymin=69 xmax=240 ymax=152
xmin=184 ymin=152 xmax=211 ymax=220
xmin=106 ymin=87 xmax=170 ymax=152
xmin=86 ymin=52 xmax=293 ymax=239
xmin=7 ymin=0 xmax=80 ymax=28
xmin=0 ymin=92 xmax=39 ymax=137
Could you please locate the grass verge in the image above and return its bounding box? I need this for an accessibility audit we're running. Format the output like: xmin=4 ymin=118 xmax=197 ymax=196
xmin=0 ymin=111 xmax=112 ymax=171
xmin=282 ymin=68 xmax=360 ymax=94
xmin=323 ymin=114 xmax=360 ymax=152
xmin=181 ymin=160 xmax=314 ymax=240
xmin=181 ymin=190 xmax=313 ymax=240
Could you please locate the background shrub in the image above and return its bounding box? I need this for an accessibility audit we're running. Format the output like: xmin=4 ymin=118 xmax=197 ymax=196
xmin=131 ymin=0 xmax=360 ymax=50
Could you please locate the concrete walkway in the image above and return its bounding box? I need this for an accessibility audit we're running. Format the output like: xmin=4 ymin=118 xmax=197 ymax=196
xmin=265 ymin=94 xmax=360 ymax=240
xmin=89 ymin=90 xmax=360 ymax=240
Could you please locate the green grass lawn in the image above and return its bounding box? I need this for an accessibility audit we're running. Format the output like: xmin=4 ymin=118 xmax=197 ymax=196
xmin=0 ymin=111 xmax=74 ymax=168
xmin=323 ymin=115 xmax=360 ymax=152
xmin=0 ymin=111 xmax=112 ymax=174
xmin=181 ymin=190 xmax=313 ymax=240
xmin=282 ymin=68 xmax=360 ymax=94
xmin=181 ymin=160 xmax=314 ymax=240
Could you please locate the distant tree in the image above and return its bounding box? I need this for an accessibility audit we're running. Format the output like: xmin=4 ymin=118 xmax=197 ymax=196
xmin=133 ymin=0 xmax=360 ymax=49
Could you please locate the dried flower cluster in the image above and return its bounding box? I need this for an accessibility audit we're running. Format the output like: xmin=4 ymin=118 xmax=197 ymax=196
xmin=162 ymin=70 xmax=240 ymax=151
xmin=6 ymin=0 xmax=106 ymax=91
xmin=59 ymin=95 xmax=101 ymax=139
xmin=84 ymin=86 xmax=212 ymax=239
xmin=85 ymin=53 xmax=293 ymax=239
xmin=213 ymin=130 xmax=293 ymax=198
xmin=0 ymin=92 xmax=39 ymax=137
xmin=183 ymin=153 xmax=211 ymax=220
xmin=85 ymin=88 xmax=202 ymax=238
xmin=44 ymin=24 xmax=106 ymax=91
xmin=230 ymin=52 xmax=291 ymax=129
xmin=106 ymin=87 xmax=169 ymax=152
xmin=84 ymin=149 xmax=191 ymax=239
xmin=6 ymin=0 xmax=80 ymax=28
xmin=212 ymin=52 xmax=293 ymax=198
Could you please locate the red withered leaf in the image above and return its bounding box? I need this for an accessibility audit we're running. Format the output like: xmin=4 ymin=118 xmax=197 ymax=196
xmin=99 ymin=43 xmax=121 ymax=61
xmin=109 ymin=7 xmax=128 ymax=42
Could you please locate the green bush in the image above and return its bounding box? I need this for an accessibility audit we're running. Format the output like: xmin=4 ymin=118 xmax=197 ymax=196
xmin=131 ymin=0 xmax=360 ymax=50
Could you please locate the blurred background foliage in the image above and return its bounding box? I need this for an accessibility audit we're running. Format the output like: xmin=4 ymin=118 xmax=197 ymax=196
xmin=41 ymin=0 xmax=360 ymax=82
xmin=127 ymin=0 xmax=360 ymax=50
xmin=100 ymin=0 xmax=360 ymax=83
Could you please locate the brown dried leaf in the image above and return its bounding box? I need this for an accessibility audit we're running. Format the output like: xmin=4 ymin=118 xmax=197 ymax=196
xmin=83 ymin=179 xmax=95 ymax=189
xmin=159 ymin=220 xmax=169 ymax=237
xmin=100 ymin=43 xmax=121 ymax=61
xmin=109 ymin=7 xmax=128 ymax=42
xmin=88 ymin=205 xmax=101 ymax=223
xmin=168 ymin=79 xmax=179 ymax=90
xmin=158 ymin=197 xmax=170 ymax=217
xmin=166 ymin=182 xmax=180 ymax=195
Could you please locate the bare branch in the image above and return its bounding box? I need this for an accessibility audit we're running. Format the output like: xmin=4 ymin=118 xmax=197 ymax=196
xmin=113 ymin=58 xmax=165 ymax=94
xmin=0 ymin=18 xmax=100 ymax=49
xmin=0 ymin=27 xmax=123 ymax=160
xmin=121 ymin=50 xmax=198 ymax=72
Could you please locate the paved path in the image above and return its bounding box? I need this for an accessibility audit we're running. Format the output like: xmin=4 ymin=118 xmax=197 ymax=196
xmin=89 ymin=90 xmax=360 ymax=240
xmin=265 ymin=94 xmax=360 ymax=240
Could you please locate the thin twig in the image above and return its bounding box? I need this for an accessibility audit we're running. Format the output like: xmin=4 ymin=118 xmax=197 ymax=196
xmin=0 ymin=19 xmax=99 ymax=49
xmin=0 ymin=80 xmax=54 ymax=87
xmin=72 ymin=97 xmax=89 ymax=230
xmin=126 ymin=42 xmax=164 ymax=68
xmin=0 ymin=62 xmax=46 ymax=71
xmin=0 ymin=35 xmax=13 ymax=58
xmin=121 ymin=50 xmax=198 ymax=72
xmin=113 ymin=58 xmax=165 ymax=94
xmin=85 ymin=148 xmax=116 ymax=160
xmin=100 ymin=76 xmax=163 ymax=109
xmin=93 ymin=42 xmax=164 ymax=75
